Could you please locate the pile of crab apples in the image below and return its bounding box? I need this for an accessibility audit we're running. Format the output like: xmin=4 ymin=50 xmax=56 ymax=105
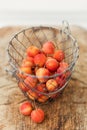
xmin=18 ymin=41 xmax=70 ymax=103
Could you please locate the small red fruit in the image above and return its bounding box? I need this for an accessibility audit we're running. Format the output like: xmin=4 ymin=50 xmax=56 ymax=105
xmin=17 ymin=72 xmax=27 ymax=79
xmin=53 ymin=50 xmax=65 ymax=62
xmin=36 ymin=83 xmax=47 ymax=96
xmin=45 ymin=58 xmax=59 ymax=72
xmin=37 ymin=95 xmax=48 ymax=103
xmin=36 ymin=68 xmax=50 ymax=83
xmin=27 ymin=90 xmax=38 ymax=100
xmin=26 ymin=56 xmax=34 ymax=62
xmin=42 ymin=41 xmax=55 ymax=54
xmin=46 ymin=79 xmax=58 ymax=91
xmin=58 ymin=62 xmax=70 ymax=80
xmin=34 ymin=53 xmax=46 ymax=67
xmin=31 ymin=108 xmax=45 ymax=123
xmin=19 ymin=101 xmax=32 ymax=116
xmin=57 ymin=62 xmax=68 ymax=74
xmin=20 ymin=66 xmax=32 ymax=74
xmin=56 ymin=77 xmax=66 ymax=88
xmin=37 ymin=84 xmax=46 ymax=93
xmin=22 ymin=57 xmax=34 ymax=67
xmin=60 ymin=62 xmax=69 ymax=69
xmin=18 ymin=82 xmax=29 ymax=92
xmin=27 ymin=46 xmax=40 ymax=57
xmin=24 ymin=76 xmax=37 ymax=88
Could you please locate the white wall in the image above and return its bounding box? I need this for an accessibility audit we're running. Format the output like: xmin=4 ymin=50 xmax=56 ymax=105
xmin=0 ymin=0 xmax=87 ymax=11
xmin=0 ymin=0 xmax=87 ymax=28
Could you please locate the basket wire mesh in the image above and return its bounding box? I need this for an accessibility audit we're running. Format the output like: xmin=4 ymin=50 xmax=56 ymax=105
xmin=7 ymin=21 xmax=79 ymax=103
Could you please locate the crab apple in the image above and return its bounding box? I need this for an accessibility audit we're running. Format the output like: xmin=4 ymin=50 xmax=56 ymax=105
xmin=56 ymin=77 xmax=66 ymax=88
xmin=57 ymin=66 xmax=64 ymax=74
xmin=22 ymin=57 xmax=34 ymax=67
xmin=27 ymin=90 xmax=38 ymax=100
xmin=18 ymin=66 xmax=32 ymax=79
xmin=34 ymin=53 xmax=46 ymax=67
xmin=17 ymin=72 xmax=27 ymax=79
xmin=60 ymin=62 xmax=70 ymax=79
xmin=57 ymin=62 xmax=68 ymax=74
xmin=53 ymin=50 xmax=65 ymax=62
xmin=27 ymin=45 xmax=40 ymax=57
xmin=31 ymin=108 xmax=45 ymax=123
xmin=37 ymin=84 xmax=47 ymax=93
xmin=45 ymin=58 xmax=59 ymax=72
xmin=18 ymin=82 xmax=29 ymax=92
xmin=42 ymin=41 xmax=55 ymax=54
xmin=36 ymin=84 xmax=47 ymax=96
xmin=26 ymin=56 xmax=34 ymax=62
xmin=20 ymin=66 xmax=32 ymax=74
xmin=60 ymin=62 xmax=69 ymax=69
xmin=36 ymin=68 xmax=50 ymax=83
xmin=57 ymin=62 xmax=69 ymax=79
xmin=24 ymin=76 xmax=38 ymax=88
xmin=64 ymin=71 xmax=71 ymax=79
xmin=19 ymin=101 xmax=33 ymax=116
xmin=46 ymin=79 xmax=58 ymax=91
xmin=37 ymin=95 xmax=48 ymax=103
xmin=22 ymin=60 xmax=33 ymax=68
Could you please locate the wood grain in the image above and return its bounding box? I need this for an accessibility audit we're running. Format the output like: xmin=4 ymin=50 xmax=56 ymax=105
xmin=0 ymin=26 xmax=87 ymax=130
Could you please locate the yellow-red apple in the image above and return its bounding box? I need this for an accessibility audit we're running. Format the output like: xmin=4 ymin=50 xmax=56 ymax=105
xmin=36 ymin=68 xmax=50 ymax=83
xmin=46 ymin=79 xmax=58 ymax=91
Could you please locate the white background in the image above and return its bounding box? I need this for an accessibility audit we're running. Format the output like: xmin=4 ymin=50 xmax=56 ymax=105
xmin=0 ymin=0 xmax=87 ymax=28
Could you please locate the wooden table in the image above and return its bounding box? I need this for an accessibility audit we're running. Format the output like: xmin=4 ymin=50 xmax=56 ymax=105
xmin=0 ymin=26 xmax=87 ymax=130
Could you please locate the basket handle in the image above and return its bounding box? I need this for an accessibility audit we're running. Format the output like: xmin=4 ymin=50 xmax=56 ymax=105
xmin=62 ymin=20 xmax=71 ymax=35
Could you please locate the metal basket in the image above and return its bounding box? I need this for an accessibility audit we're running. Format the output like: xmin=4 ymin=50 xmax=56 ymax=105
xmin=7 ymin=21 xmax=79 ymax=103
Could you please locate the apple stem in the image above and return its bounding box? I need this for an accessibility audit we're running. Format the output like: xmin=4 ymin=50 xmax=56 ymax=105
xmin=33 ymin=99 xmax=37 ymax=109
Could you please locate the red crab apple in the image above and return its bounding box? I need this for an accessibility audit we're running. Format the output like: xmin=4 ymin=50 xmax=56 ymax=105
xmin=34 ymin=53 xmax=46 ymax=67
xmin=60 ymin=62 xmax=69 ymax=69
xmin=27 ymin=45 xmax=40 ymax=57
xmin=57 ymin=62 xmax=70 ymax=79
xmin=36 ymin=84 xmax=47 ymax=94
xmin=24 ymin=76 xmax=38 ymax=88
xmin=18 ymin=82 xmax=29 ymax=92
xmin=36 ymin=68 xmax=50 ymax=83
xmin=19 ymin=101 xmax=33 ymax=116
xmin=45 ymin=58 xmax=59 ymax=72
xmin=42 ymin=41 xmax=55 ymax=54
xmin=26 ymin=56 xmax=34 ymax=62
xmin=17 ymin=72 xmax=27 ymax=79
xmin=18 ymin=66 xmax=32 ymax=79
xmin=20 ymin=66 xmax=32 ymax=74
xmin=22 ymin=57 xmax=34 ymax=67
xmin=53 ymin=50 xmax=65 ymax=62
xmin=46 ymin=79 xmax=58 ymax=91
xmin=57 ymin=61 xmax=69 ymax=74
xmin=27 ymin=90 xmax=38 ymax=100
xmin=37 ymin=95 xmax=48 ymax=103
xmin=56 ymin=76 xmax=66 ymax=88
xmin=31 ymin=108 xmax=45 ymax=123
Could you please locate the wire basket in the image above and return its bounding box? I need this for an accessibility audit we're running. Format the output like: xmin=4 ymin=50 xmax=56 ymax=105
xmin=7 ymin=21 xmax=79 ymax=103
